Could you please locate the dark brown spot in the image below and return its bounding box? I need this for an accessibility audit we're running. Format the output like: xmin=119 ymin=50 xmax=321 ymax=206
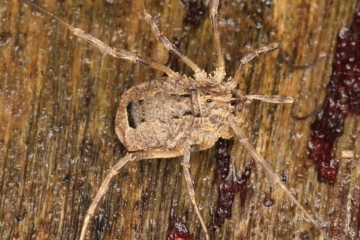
xmin=126 ymin=101 xmax=136 ymax=128
xmin=183 ymin=111 xmax=192 ymax=116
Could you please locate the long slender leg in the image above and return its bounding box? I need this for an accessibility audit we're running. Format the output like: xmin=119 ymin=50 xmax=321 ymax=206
xmin=142 ymin=4 xmax=206 ymax=80
xmin=226 ymin=99 xmax=252 ymax=180
xmin=24 ymin=0 xmax=179 ymax=78
xmin=246 ymin=94 xmax=320 ymax=119
xmin=232 ymin=43 xmax=280 ymax=84
xmin=232 ymin=42 xmax=326 ymax=84
xmin=209 ymin=0 xmax=225 ymax=81
xmin=79 ymin=154 xmax=136 ymax=240
xmin=79 ymin=150 xmax=183 ymax=240
xmin=182 ymin=146 xmax=210 ymax=240
xmin=290 ymin=100 xmax=321 ymax=120
xmin=246 ymin=94 xmax=294 ymax=104
xmin=227 ymin=116 xmax=329 ymax=240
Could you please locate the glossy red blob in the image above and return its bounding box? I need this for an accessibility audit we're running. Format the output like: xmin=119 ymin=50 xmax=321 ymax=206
xmin=213 ymin=138 xmax=253 ymax=228
xmin=309 ymin=12 xmax=360 ymax=183
xmin=166 ymin=223 xmax=191 ymax=240
xmin=167 ymin=207 xmax=191 ymax=240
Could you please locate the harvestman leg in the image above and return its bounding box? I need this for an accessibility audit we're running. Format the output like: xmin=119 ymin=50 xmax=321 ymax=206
xmin=209 ymin=0 xmax=324 ymax=84
xmin=24 ymin=0 xmax=179 ymax=78
xmin=79 ymin=151 xmax=183 ymax=240
xmin=230 ymin=93 xmax=327 ymax=237
xmin=80 ymin=146 xmax=212 ymax=240
xmin=246 ymin=94 xmax=321 ymax=119
xmin=233 ymin=43 xmax=282 ymax=84
xmin=224 ymin=98 xmax=253 ymax=182
xmin=182 ymin=145 xmax=210 ymax=240
xmin=232 ymin=42 xmax=324 ymax=119
xmin=26 ymin=1 xmax=211 ymax=238
xmin=228 ymin=116 xmax=329 ymax=239
xmin=142 ymin=2 xmax=207 ymax=79
xmin=209 ymin=0 xmax=225 ymax=81
xmin=229 ymin=95 xmax=293 ymax=175
xmin=232 ymin=42 xmax=326 ymax=84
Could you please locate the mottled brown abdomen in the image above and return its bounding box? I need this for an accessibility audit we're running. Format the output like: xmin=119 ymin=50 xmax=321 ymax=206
xmin=115 ymin=77 xmax=200 ymax=151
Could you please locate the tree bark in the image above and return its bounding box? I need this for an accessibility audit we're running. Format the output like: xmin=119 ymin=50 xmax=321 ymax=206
xmin=0 ymin=0 xmax=359 ymax=239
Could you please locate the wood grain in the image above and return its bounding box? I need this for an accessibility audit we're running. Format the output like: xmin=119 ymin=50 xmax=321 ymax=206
xmin=0 ymin=0 xmax=359 ymax=239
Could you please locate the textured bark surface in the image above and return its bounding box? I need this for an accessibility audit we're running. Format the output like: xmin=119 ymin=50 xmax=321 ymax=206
xmin=0 ymin=0 xmax=359 ymax=239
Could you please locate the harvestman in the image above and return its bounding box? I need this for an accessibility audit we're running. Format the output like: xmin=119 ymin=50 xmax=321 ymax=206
xmin=24 ymin=0 xmax=327 ymax=239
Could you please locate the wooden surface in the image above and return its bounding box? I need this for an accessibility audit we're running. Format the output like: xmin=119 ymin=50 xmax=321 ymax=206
xmin=0 ymin=0 xmax=359 ymax=239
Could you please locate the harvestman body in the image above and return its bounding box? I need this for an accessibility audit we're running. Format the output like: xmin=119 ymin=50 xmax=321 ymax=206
xmin=24 ymin=0 xmax=327 ymax=239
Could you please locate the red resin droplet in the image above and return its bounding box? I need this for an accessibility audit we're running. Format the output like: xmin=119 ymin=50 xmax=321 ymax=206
xmin=167 ymin=205 xmax=191 ymax=240
xmin=309 ymin=12 xmax=360 ymax=183
xmin=166 ymin=222 xmax=191 ymax=240
xmin=213 ymin=138 xmax=253 ymax=228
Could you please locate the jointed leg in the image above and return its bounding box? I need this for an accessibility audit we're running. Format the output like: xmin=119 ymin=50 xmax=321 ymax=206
xmin=79 ymin=150 xmax=182 ymax=240
xmin=79 ymin=154 xmax=136 ymax=240
xmin=246 ymin=94 xmax=294 ymax=104
xmin=209 ymin=0 xmax=225 ymax=81
xmin=227 ymin=116 xmax=329 ymax=240
xmin=232 ymin=90 xmax=295 ymax=124
xmin=246 ymin=94 xmax=320 ymax=120
xmin=142 ymin=2 xmax=206 ymax=80
xmin=182 ymin=146 xmax=210 ymax=240
xmin=232 ymin=42 xmax=325 ymax=84
xmin=233 ymin=43 xmax=280 ymax=84
xmin=24 ymin=0 xmax=179 ymax=78
xmin=290 ymin=100 xmax=322 ymax=120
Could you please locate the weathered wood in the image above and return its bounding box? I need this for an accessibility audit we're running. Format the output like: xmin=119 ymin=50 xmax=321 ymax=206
xmin=0 ymin=0 xmax=358 ymax=239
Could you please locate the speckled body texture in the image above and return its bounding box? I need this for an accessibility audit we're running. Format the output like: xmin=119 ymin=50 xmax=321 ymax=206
xmin=116 ymin=77 xmax=234 ymax=152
